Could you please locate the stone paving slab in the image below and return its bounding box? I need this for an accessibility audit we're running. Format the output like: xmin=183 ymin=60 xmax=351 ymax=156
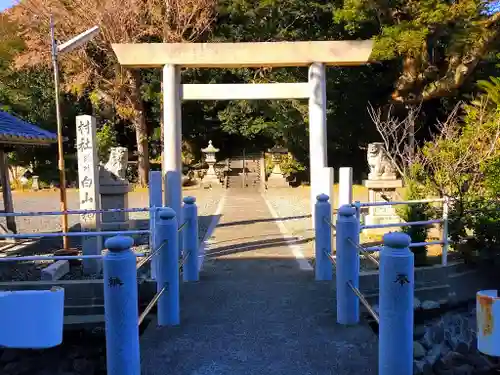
xmin=140 ymin=191 xmax=378 ymax=375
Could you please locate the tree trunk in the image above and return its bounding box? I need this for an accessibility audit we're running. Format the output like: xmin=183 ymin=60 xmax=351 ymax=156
xmin=129 ymin=70 xmax=149 ymax=186
xmin=392 ymin=12 xmax=500 ymax=104
xmin=135 ymin=117 xmax=149 ymax=186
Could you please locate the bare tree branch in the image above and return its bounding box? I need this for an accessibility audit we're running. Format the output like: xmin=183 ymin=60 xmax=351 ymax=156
xmin=367 ymin=102 xmax=422 ymax=179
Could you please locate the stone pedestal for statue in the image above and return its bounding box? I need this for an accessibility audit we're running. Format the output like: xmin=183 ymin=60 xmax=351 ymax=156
xmin=31 ymin=176 xmax=40 ymax=191
xmin=99 ymin=147 xmax=131 ymax=232
xmin=363 ymin=179 xmax=403 ymax=225
xmin=363 ymin=142 xmax=403 ymax=226
xmin=203 ymin=164 xmax=220 ymax=184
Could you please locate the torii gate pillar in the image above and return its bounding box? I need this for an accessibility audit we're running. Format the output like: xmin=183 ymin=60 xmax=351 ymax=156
xmin=308 ymin=63 xmax=331 ymax=227
xmin=162 ymin=65 xmax=183 ymax=227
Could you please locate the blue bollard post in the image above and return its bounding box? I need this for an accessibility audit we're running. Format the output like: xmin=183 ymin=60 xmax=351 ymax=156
xmin=183 ymin=196 xmax=199 ymax=282
xmin=314 ymin=194 xmax=332 ymax=281
xmin=149 ymin=171 xmax=162 ymax=280
xmin=379 ymin=232 xmax=414 ymax=375
xmin=354 ymin=201 xmax=361 ymax=224
xmin=103 ymin=235 xmax=140 ymax=375
xmin=156 ymin=208 xmax=180 ymax=326
xmin=335 ymin=205 xmax=360 ymax=325
xmin=165 ymin=171 xmax=183 ymax=258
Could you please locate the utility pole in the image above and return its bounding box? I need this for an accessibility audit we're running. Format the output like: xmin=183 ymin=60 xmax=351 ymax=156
xmin=49 ymin=16 xmax=100 ymax=250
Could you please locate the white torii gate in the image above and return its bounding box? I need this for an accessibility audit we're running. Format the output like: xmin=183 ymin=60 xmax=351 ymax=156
xmin=112 ymin=41 xmax=373 ymax=227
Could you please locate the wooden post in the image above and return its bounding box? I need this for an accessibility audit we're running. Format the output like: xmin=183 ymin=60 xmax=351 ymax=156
xmin=260 ymin=152 xmax=266 ymax=190
xmin=242 ymin=148 xmax=246 ymax=188
xmin=0 ymin=148 xmax=17 ymax=235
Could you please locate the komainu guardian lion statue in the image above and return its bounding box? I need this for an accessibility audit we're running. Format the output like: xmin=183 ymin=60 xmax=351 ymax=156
xmin=100 ymin=147 xmax=128 ymax=183
xmin=367 ymin=142 xmax=396 ymax=180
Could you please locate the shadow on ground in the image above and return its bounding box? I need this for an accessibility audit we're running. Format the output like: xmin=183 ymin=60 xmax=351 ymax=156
xmin=217 ymin=214 xmax=311 ymax=228
xmin=140 ymin=255 xmax=378 ymax=375
xmin=204 ymin=236 xmax=310 ymax=258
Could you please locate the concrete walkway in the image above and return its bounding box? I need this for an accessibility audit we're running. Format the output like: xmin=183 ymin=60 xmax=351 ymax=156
xmin=140 ymin=190 xmax=377 ymax=375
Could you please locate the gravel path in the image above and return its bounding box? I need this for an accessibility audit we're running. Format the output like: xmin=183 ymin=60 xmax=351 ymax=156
xmin=262 ymin=186 xmax=380 ymax=270
xmin=0 ymin=187 xmax=224 ymax=281
xmin=262 ymin=187 xmax=315 ymax=259
xmin=0 ymin=187 xmax=221 ymax=235
xmin=141 ymin=190 xmax=378 ymax=375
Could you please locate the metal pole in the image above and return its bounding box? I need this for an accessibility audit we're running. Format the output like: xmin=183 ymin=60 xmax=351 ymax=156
xmin=50 ymin=16 xmax=69 ymax=250
xmin=347 ymin=281 xmax=379 ymax=324
xmin=442 ymin=196 xmax=449 ymax=266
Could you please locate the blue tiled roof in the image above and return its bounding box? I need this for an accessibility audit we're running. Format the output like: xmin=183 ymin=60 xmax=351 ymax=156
xmin=0 ymin=111 xmax=57 ymax=145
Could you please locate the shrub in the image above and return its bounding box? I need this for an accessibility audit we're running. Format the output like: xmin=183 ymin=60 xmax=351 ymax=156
xmin=264 ymin=152 xmax=305 ymax=178
xmin=397 ymin=179 xmax=429 ymax=266
xmin=96 ymin=122 xmax=117 ymax=163
xmin=449 ymin=199 xmax=500 ymax=264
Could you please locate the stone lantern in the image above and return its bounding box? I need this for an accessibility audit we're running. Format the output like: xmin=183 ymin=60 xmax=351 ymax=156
xmin=201 ymin=140 xmax=220 ymax=185
xmin=267 ymin=145 xmax=289 ymax=188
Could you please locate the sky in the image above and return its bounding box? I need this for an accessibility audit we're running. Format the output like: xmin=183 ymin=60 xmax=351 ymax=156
xmin=0 ymin=0 xmax=15 ymax=12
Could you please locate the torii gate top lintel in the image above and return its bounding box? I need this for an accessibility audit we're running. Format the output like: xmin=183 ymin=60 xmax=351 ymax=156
xmin=111 ymin=40 xmax=374 ymax=68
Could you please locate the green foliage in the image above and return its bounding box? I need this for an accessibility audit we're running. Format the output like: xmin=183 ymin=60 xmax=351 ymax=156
xmin=211 ymin=0 xmax=389 ymax=173
xmin=416 ymin=96 xmax=500 ymax=200
xmin=448 ymin=199 xmax=500 ymax=263
xmin=333 ymin=0 xmax=500 ymax=103
xmin=96 ymin=121 xmax=118 ymax=162
xmin=0 ymin=0 xmax=498 ymax=190
xmin=279 ymin=153 xmax=306 ymax=177
xmin=466 ymin=201 xmax=500 ymax=261
xmin=334 ymin=0 xmax=488 ymax=60
xmin=264 ymin=152 xmax=305 ymax=177
xmin=397 ymin=179 xmax=429 ymax=265
xmin=477 ymin=76 xmax=500 ymax=106
xmin=483 ymin=156 xmax=500 ymax=195
xmin=403 ymin=74 xmax=500 ymax=262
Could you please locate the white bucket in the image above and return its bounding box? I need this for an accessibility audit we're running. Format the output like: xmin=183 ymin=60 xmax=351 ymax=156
xmin=477 ymin=289 xmax=500 ymax=357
